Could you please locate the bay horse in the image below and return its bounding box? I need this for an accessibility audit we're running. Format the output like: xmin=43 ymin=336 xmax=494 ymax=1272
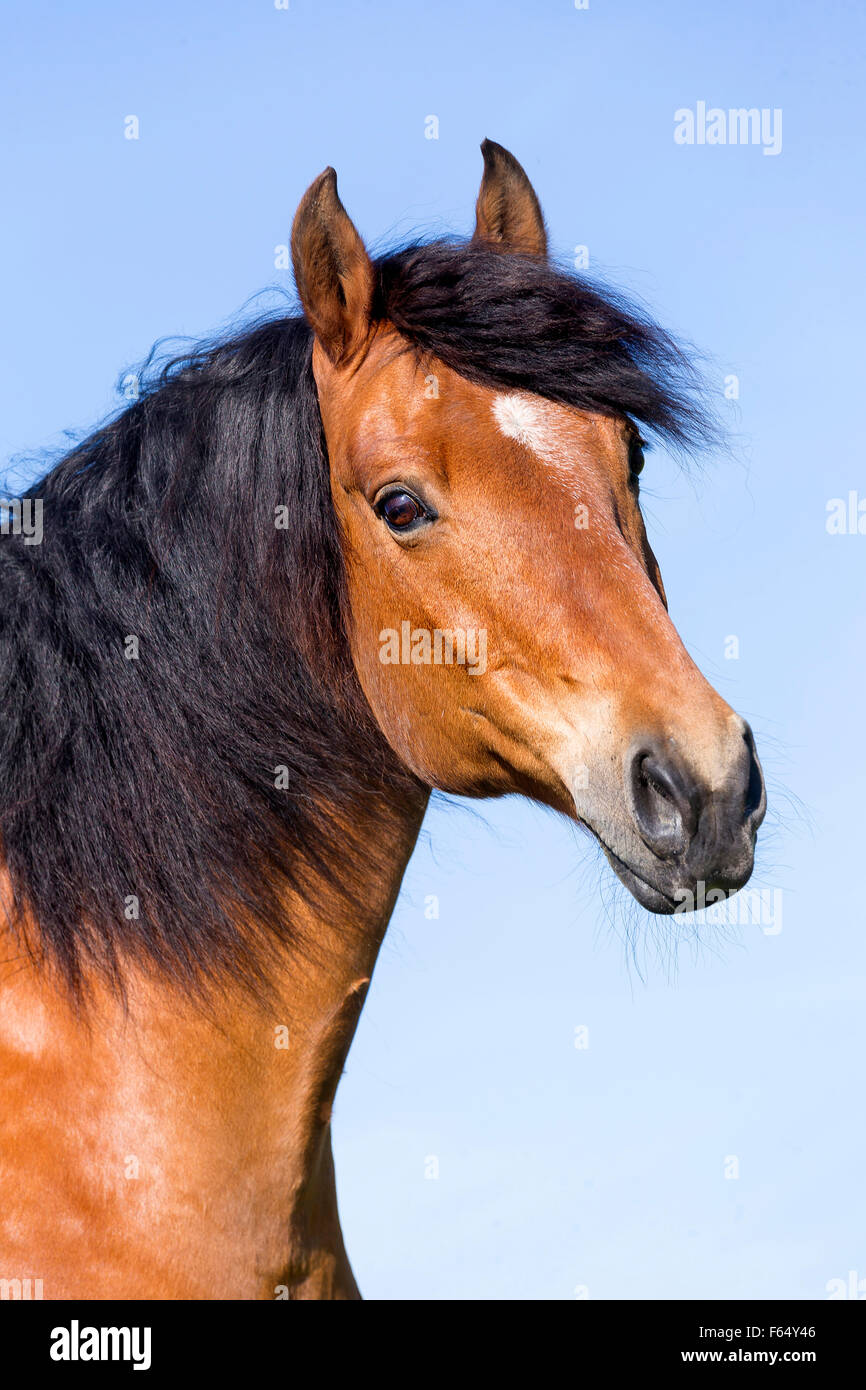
xmin=0 ymin=142 xmax=765 ymax=1300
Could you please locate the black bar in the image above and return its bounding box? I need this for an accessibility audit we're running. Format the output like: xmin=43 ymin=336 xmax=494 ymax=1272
xmin=1 ymin=1298 xmax=863 ymax=1375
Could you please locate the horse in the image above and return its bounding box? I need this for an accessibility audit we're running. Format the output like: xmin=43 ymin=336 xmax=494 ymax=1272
xmin=0 ymin=141 xmax=765 ymax=1300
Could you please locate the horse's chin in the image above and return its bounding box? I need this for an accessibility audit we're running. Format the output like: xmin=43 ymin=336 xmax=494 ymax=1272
xmin=600 ymin=844 xmax=680 ymax=915
xmin=600 ymin=843 xmax=759 ymax=917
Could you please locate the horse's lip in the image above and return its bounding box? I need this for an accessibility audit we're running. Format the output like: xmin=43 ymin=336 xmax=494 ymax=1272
xmin=595 ymin=835 xmax=680 ymax=914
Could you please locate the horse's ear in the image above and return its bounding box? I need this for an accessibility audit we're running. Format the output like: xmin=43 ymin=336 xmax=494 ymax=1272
xmin=472 ymin=139 xmax=548 ymax=259
xmin=291 ymin=167 xmax=375 ymax=364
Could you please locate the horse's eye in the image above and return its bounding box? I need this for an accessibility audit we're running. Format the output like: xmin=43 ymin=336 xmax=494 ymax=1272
xmin=628 ymin=436 xmax=646 ymax=480
xmin=376 ymin=490 xmax=425 ymax=531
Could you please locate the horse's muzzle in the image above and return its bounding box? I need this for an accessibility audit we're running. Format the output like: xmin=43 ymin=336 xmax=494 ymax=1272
xmin=600 ymin=723 xmax=767 ymax=914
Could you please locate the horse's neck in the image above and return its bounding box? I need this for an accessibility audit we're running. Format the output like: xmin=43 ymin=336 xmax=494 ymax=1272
xmin=0 ymin=789 xmax=428 ymax=1300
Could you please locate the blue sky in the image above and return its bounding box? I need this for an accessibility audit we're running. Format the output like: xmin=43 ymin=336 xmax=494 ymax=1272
xmin=2 ymin=0 xmax=864 ymax=1299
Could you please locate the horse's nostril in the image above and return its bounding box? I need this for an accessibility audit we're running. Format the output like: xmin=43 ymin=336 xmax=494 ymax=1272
xmin=625 ymin=729 xmax=766 ymax=880
xmin=629 ymin=749 xmax=699 ymax=859
xmin=742 ymin=724 xmax=766 ymax=823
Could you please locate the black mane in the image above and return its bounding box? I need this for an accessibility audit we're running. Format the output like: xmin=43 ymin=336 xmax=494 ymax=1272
xmin=0 ymin=242 xmax=714 ymax=997
xmin=377 ymin=242 xmax=714 ymax=448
